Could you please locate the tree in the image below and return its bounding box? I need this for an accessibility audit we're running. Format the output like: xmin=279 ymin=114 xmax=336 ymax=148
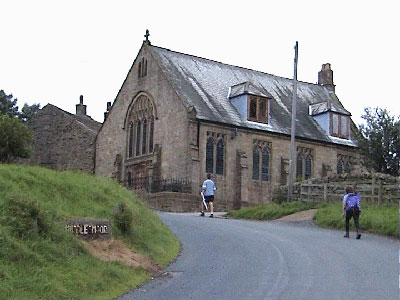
xmin=356 ymin=107 xmax=400 ymax=176
xmin=0 ymin=89 xmax=19 ymax=117
xmin=19 ymin=103 xmax=41 ymax=122
xmin=0 ymin=114 xmax=33 ymax=163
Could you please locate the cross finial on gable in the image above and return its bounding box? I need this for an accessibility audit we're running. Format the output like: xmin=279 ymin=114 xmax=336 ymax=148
xmin=144 ymin=29 xmax=150 ymax=44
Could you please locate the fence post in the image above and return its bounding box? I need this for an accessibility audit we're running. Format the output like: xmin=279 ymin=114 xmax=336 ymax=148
xmin=323 ymin=183 xmax=328 ymax=202
xmin=378 ymin=179 xmax=382 ymax=205
xmin=371 ymin=177 xmax=375 ymax=202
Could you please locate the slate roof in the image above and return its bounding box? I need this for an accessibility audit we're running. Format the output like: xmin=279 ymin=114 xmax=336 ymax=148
xmin=148 ymin=45 xmax=357 ymax=148
xmin=38 ymin=104 xmax=102 ymax=133
xmin=309 ymin=99 xmax=351 ymax=116
xmin=229 ymin=81 xmax=273 ymax=99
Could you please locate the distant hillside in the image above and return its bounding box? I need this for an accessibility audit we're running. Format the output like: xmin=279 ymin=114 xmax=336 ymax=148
xmin=0 ymin=164 xmax=180 ymax=300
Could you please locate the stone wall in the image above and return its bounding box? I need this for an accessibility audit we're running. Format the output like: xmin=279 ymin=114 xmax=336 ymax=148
xmin=137 ymin=191 xmax=228 ymax=212
xmin=195 ymin=121 xmax=362 ymax=210
xmin=95 ymin=43 xmax=190 ymax=183
xmin=21 ymin=104 xmax=101 ymax=172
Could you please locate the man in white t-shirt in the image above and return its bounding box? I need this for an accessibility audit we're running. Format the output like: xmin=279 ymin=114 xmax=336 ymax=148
xmin=200 ymin=173 xmax=216 ymax=217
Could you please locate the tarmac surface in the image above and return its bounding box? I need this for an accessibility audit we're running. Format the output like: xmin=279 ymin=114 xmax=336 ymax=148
xmin=119 ymin=212 xmax=398 ymax=300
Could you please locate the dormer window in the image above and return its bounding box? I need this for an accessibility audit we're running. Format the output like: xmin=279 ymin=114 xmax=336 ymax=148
xmin=309 ymin=99 xmax=351 ymax=140
xmin=330 ymin=113 xmax=349 ymax=139
xmin=248 ymin=95 xmax=268 ymax=123
xmin=229 ymin=81 xmax=272 ymax=125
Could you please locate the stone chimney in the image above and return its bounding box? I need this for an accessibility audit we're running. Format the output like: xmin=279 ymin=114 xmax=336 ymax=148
xmin=318 ymin=63 xmax=335 ymax=92
xmin=104 ymin=101 xmax=111 ymax=121
xmin=76 ymin=95 xmax=87 ymax=116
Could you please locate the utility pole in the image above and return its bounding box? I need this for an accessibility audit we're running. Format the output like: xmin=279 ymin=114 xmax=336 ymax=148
xmin=287 ymin=41 xmax=298 ymax=201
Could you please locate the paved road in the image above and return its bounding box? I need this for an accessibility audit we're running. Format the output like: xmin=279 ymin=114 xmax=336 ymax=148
xmin=120 ymin=212 xmax=398 ymax=300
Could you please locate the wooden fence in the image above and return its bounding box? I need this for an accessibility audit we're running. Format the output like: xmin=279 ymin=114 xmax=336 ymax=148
xmin=293 ymin=176 xmax=399 ymax=205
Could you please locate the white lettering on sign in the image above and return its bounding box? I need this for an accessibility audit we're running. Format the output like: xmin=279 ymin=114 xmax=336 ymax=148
xmin=65 ymin=224 xmax=109 ymax=235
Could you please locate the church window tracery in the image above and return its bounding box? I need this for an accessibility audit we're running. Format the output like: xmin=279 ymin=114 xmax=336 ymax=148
xmin=205 ymin=132 xmax=226 ymax=175
xmin=128 ymin=122 xmax=134 ymax=158
xmin=206 ymin=138 xmax=214 ymax=173
xmin=142 ymin=118 xmax=147 ymax=155
xmin=149 ymin=117 xmax=154 ymax=153
xmin=252 ymin=140 xmax=271 ymax=182
xmin=305 ymin=154 xmax=312 ymax=179
xmin=126 ymin=94 xmax=155 ymax=159
xmin=252 ymin=146 xmax=260 ymax=180
xmin=296 ymin=147 xmax=313 ymax=180
xmin=136 ymin=120 xmax=141 ymax=156
xmin=337 ymin=154 xmax=353 ymax=175
xmin=261 ymin=148 xmax=269 ymax=181
xmin=216 ymin=140 xmax=224 ymax=175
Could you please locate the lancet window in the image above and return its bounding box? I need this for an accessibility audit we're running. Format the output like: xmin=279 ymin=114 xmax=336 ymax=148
xmin=205 ymin=132 xmax=226 ymax=175
xmin=296 ymin=147 xmax=313 ymax=180
xmin=252 ymin=140 xmax=271 ymax=182
xmin=126 ymin=95 xmax=155 ymax=158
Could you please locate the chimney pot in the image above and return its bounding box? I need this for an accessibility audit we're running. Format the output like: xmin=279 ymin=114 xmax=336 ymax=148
xmin=318 ymin=63 xmax=335 ymax=92
xmin=76 ymin=95 xmax=87 ymax=116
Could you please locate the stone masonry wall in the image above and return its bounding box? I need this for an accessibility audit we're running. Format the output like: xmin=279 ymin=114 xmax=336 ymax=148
xmin=22 ymin=104 xmax=100 ymax=172
xmin=140 ymin=191 xmax=228 ymax=212
xmin=96 ymin=43 xmax=190 ymax=182
xmin=197 ymin=122 xmax=361 ymax=210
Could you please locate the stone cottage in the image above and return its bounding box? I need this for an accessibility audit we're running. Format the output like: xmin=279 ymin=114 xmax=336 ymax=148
xmin=95 ymin=34 xmax=361 ymax=210
xmin=24 ymin=96 xmax=101 ymax=172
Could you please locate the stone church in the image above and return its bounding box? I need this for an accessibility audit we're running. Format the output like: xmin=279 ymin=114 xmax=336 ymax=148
xmin=95 ymin=34 xmax=361 ymax=210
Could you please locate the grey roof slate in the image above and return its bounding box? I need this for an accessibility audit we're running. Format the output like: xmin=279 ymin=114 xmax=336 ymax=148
xmin=149 ymin=45 xmax=357 ymax=147
xmin=309 ymin=98 xmax=351 ymax=116
xmin=229 ymin=81 xmax=273 ymax=99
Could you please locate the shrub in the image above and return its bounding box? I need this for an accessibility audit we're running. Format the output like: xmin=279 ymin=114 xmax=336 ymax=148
xmin=113 ymin=202 xmax=133 ymax=234
xmin=1 ymin=194 xmax=50 ymax=239
xmin=0 ymin=114 xmax=32 ymax=162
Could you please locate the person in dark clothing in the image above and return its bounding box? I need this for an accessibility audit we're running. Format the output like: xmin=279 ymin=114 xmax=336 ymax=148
xmin=342 ymin=186 xmax=361 ymax=239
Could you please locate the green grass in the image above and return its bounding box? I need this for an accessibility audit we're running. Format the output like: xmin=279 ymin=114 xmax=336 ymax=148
xmin=314 ymin=202 xmax=399 ymax=237
xmin=225 ymin=201 xmax=319 ymax=220
xmin=0 ymin=164 xmax=180 ymax=300
xmin=226 ymin=199 xmax=399 ymax=237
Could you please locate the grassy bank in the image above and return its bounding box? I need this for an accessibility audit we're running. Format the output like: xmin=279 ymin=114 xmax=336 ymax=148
xmin=0 ymin=164 xmax=180 ymax=300
xmin=225 ymin=201 xmax=319 ymax=220
xmin=314 ymin=202 xmax=398 ymax=237
xmin=226 ymin=200 xmax=398 ymax=237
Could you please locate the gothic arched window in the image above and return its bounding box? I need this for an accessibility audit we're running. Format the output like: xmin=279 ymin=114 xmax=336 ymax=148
xmin=252 ymin=146 xmax=260 ymax=180
xmin=344 ymin=161 xmax=351 ymax=174
xmin=206 ymin=138 xmax=214 ymax=173
xmin=216 ymin=140 xmax=224 ymax=175
xmin=126 ymin=94 xmax=155 ymax=158
xmin=149 ymin=117 xmax=154 ymax=153
xmin=136 ymin=120 xmax=141 ymax=156
xmin=296 ymin=153 xmax=303 ymax=179
xmin=128 ymin=123 xmax=134 ymax=158
xmin=305 ymin=154 xmax=312 ymax=179
xmin=261 ymin=148 xmax=269 ymax=181
xmin=142 ymin=118 xmax=147 ymax=155
xmin=337 ymin=159 xmax=344 ymax=174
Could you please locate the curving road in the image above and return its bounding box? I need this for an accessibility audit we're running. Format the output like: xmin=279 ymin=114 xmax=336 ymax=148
xmin=120 ymin=212 xmax=398 ymax=300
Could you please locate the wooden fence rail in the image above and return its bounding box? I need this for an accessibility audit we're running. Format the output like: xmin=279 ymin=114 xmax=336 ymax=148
xmin=294 ymin=178 xmax=399 ymax=205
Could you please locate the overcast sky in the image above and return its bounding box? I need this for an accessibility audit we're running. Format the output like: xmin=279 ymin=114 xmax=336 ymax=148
xmin=1 ymin=0 xmax=399 ymax=126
